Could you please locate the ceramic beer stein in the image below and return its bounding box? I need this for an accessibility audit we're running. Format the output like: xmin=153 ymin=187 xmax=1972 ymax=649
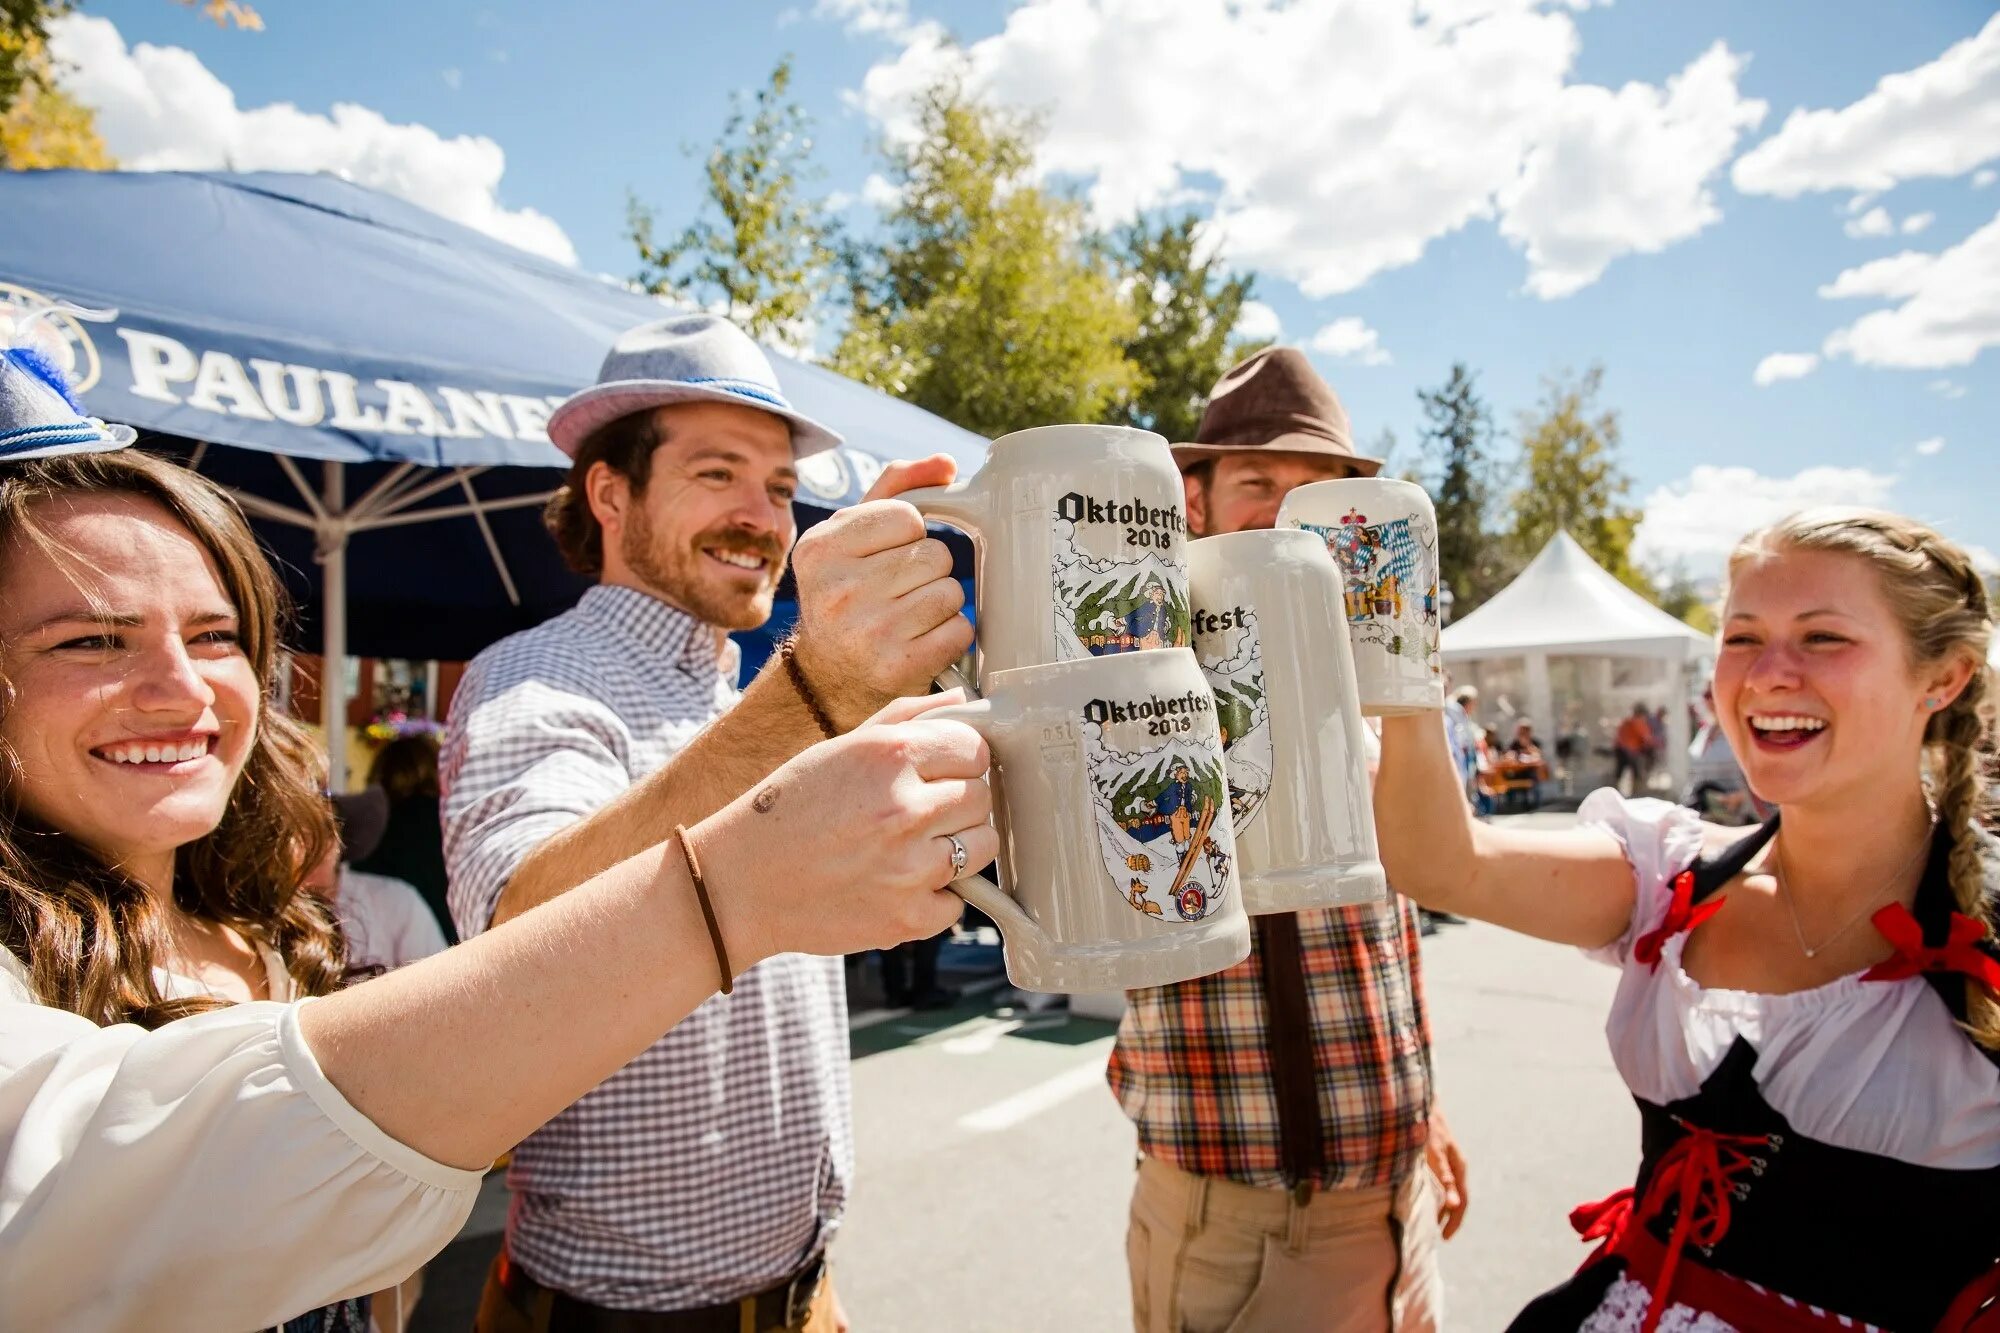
xmin=1187 ymin=530 xmax=1388 ymax=913
xmin=900 ymin=424 xmax=1193 ymax=685
xmin=928 ymin=648 xmax=1251 ymax=993
xmin=1278 ymin=478 xmax=1445 ymax=715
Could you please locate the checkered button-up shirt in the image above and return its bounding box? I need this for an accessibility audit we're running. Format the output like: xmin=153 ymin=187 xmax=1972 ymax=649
xmin=1108 ymin=898 xmax=1433 ymax=1192
xmin=442 ymin=585 xmax=851 ymax=1310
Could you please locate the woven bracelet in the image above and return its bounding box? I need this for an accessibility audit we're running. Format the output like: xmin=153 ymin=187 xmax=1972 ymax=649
xmin=673 ymin=824 xmax=733 ymax=996
xmin=778 ymin=636 xmax=840 ymax=740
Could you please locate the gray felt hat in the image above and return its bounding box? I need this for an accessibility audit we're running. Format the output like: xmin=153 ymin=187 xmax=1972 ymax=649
xmin=548 ymin=313 xmax=842 ymax=459
xmin=0 ymin=344 xmax=135 ymax=461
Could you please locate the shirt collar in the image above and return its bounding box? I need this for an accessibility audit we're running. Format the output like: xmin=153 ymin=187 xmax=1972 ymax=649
xmin=577 ymin=584 xmax=741 ymax=683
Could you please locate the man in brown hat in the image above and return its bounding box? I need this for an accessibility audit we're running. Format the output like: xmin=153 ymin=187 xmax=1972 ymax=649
xmin=1107 ymin=347 xmax=1465 ymax=1333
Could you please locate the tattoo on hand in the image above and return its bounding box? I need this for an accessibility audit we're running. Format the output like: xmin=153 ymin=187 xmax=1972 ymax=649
xmin=753 ymin=786 xmax=780 ymax=814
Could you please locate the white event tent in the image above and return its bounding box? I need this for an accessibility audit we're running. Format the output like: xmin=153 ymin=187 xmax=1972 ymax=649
xmin=1442 ymin=531 xmax=1713 ymax=796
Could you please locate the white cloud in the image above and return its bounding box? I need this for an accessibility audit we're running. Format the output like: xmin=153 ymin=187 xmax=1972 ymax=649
xmin=1915 ymin=436 xmax=1947 ymax=456
xmin=48 ymin=15 xmax=576 ymax=265
xmin=1930 ymin=378 xmax=1969 ymax=398
xmin=814 ymin=0 xmax=935 ymax=44
xmin=860 ymin=172 xmax=903 ymax=210
xmin=1310 ymin=316 xmax=1391 ymax=366
xmin=1634 ymin=465 xmax=1899 ymax=573
xmin=1732 ymin=13 xmax=2000 ymax=196
xmin=1978 ymin=169 xmax=1999 ymax=189
xmin=1234 ymin=300 xmax=1282 ymax=343
xmin=1903 ymin=211 xmax=1936 ymax=234
xmin=843 ymin=1 xmax=1757 ymax=300
xmin=1820 ymin=211 xmax=2000 ymax=368
xmin=1753 ymin=351 xmax=1820 ymax=386
xmin=1844 ymin=205 xmax=1894 ymax=238
xmin=1497 ymin=42 xmax=1767 ymax=298
xmin=441 ymin=67 xmax=463 ymax=92
xmin=1968 ymin=543 xmax=2000 ymax=576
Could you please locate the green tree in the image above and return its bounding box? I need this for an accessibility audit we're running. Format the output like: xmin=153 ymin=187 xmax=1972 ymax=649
xmin=1509 ymin=365 xmax=1652 ymax=597
xmin=1416 ymin=363 xmax=1513 ymax=617
xmin=1104 ymin=213 xmax=1258 ymax=442
xmin=832 ymin=75 xmax=1140 ymax=437
xmin=1655 ymin=564 xmax=1718 ymax=634
xmin=628 ymin=57 xmax=835 ymax=346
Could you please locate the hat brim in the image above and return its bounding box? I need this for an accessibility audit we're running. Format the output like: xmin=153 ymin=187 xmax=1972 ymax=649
xmin=547 ymin=379 xmax=843 ymax=460
xmin=0 ymin=418 xmax=137 ymax=462
xmin=1169 ymin=434 xmax=1383 ymax=478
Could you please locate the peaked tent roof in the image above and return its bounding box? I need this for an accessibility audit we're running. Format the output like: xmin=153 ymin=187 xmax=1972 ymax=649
xmin=1442 ymin=530 xmax=1712 ymax=661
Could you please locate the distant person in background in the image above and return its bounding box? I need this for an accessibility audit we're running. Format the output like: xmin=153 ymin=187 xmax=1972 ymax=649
xmin=306 ymin=785 xmax=449 ymax=1332
xmin=351 ymin=734 xmax=454 ymax=944
xmin=312 ymin=786 xmax=448 ymax=974
xmin=877 ymin=928 xmax=955 ymax=1011
xmin=1683 ymin=684 xmax=1765 ymax=825
xmin=1445 ymin=685 xmax=1480 ymax=804
xmin=1614 ymin=703 xmax=1654 ymax=794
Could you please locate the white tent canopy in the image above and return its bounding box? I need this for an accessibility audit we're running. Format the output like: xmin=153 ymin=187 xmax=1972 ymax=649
xmin=1443 ymin=532 xmax=1712 ymax=796
xmin=1444 ymin=530 xmax=1712 ymax=660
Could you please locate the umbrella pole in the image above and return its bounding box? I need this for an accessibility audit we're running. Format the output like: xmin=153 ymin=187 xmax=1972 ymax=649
xmin=321 ymin=462 xmax=350 ymax=793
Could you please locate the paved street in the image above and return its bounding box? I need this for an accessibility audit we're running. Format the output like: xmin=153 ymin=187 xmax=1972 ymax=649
xmin=416 ymin=817 xmax=1639 ymax=1332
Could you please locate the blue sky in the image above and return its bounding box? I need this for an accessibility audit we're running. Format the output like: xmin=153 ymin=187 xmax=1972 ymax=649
xmin=53 ymin=0 xmax=2000 ymax=576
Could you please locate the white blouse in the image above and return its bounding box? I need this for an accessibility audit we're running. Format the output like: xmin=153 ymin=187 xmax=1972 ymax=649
xmin=0 ymin=946 xmax=483 ymax=1332
xmin=1582 ymin=788 xmax=2000 ymax=1170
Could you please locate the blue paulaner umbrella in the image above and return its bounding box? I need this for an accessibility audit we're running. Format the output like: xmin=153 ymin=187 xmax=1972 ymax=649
xmin=0 ymin=169 xmax=985 ymax=786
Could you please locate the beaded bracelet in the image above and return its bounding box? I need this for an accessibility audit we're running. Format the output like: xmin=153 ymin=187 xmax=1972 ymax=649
xmin=778 ymin=636 xmax=840 ymax=740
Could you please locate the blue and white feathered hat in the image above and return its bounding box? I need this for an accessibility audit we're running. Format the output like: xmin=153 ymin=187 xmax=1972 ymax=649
xmin=1 ymin=302 xmax=135 ymax=461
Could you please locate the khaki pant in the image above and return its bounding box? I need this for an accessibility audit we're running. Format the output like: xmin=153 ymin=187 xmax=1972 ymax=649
xmin=474 ymin=1255 xmax=837 ymax=1333
xmin=1126 ymin=1156 xmax=1443 ymax=1333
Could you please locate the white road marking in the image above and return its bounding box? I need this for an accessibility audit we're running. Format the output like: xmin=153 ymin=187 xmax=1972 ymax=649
xmin=940 ymin=1017 xmax=1024 ymax=1055
xmin=956 ymin=1057 xmax=1108 ymax=1134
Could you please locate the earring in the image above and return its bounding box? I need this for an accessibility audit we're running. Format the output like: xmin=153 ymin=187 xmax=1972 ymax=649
xmin=1926 ymin=698 xmax=1943 ymax=710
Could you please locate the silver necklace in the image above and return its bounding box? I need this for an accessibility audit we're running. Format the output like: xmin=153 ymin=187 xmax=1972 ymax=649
xmin=1769 ymin=825 xmax=1933 ymax=959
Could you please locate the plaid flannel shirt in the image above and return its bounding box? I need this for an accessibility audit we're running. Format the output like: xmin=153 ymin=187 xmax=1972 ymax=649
xmin=1108 ymin=896 xmax=1433 ymax=1192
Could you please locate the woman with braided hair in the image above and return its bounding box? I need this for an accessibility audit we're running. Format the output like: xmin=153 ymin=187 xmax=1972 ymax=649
xmin=1375 ymin=507 xmax=2000 ymax=1331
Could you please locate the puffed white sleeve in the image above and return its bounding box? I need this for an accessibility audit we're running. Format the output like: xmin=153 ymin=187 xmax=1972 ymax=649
xmin=1575 ymin=787 xmax=1708 ymax=968
xmin=0 ymin=955 xmax=483 ymax=1332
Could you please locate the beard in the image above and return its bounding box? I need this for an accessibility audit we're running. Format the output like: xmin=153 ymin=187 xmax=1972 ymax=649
xmin=621 ymin=503 xmax=787 ymax=631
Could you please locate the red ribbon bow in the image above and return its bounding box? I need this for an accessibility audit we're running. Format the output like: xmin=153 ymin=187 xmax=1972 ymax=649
xmin=1633 ymin=870 xmax=1723 ymax=972
xmin=1862 ymin=902 xmax=2000 ymax=993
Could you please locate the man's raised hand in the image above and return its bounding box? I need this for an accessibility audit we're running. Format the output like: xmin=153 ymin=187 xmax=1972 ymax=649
xmin=788 ymin=453 xmax=974 ymax=728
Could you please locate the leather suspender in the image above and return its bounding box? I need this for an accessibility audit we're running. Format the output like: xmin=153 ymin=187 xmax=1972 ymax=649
xmin=1255 ymin=912 xmax=1326 ymax=1204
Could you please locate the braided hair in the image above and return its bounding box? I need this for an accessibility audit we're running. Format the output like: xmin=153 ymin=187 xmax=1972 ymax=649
xmin=1731 ymin=508 xmax=1998 ymax=1048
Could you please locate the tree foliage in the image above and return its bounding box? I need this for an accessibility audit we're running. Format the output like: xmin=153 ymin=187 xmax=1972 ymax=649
xmin=1416 ymin=363 xmax=1514 ymax=617
xmin=1104 ymin=213 xmax=1257 ymax=442
xmin=628 ymin=56 xmax=835 ymax=347
xmin=0 ymin=60 xmax=109 ymax=167
xmin=1509 ymin=365 xmax=1652 ymax=597
xmin=831 ymin=75 xmax=1139 ymax=437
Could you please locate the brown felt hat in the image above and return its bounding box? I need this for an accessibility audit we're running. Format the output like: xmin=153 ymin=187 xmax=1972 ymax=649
xmin=1170 ymin=346 xmax=1383 ymax=476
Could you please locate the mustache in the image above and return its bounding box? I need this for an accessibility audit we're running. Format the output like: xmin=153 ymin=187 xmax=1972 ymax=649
xmin=694 ymin=528 xmax=786 ymax=567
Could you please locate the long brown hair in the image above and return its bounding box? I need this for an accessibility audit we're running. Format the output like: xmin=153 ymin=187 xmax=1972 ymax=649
xmin=1731 ymin=507 xmax=1998 ymax=1048
xmin=0 ymin=451 xmax=345 ymax=1027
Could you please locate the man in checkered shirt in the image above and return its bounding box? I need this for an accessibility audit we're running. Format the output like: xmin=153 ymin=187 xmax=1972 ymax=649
xmin=444 ymin=314 xmax=972 ymax=1332
xmin=1109 ymin=348 xmax=1469 ymax=1333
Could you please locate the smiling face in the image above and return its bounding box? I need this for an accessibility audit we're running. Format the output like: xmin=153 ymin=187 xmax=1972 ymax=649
xmin=1715 ymin=547 xmax=1969 ymax=810
xmin=593 ymin=400 xmax=800 ymax=630
xmin=0 ymin=493 xmax=260 ymax=888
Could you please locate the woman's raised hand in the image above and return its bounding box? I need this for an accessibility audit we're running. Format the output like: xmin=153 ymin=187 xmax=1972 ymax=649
xmin=698 ymin=690 xmax=999 ymax=965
